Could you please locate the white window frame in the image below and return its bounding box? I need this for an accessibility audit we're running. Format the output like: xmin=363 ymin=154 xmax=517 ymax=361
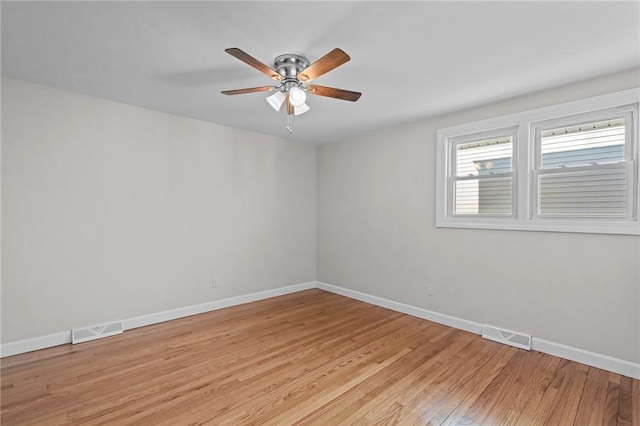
xmin=435 ymin=88 xmax=640 ymax=235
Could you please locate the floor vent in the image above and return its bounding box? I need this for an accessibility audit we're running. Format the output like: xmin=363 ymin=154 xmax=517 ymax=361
xmin=482 ymin=324 xmax=531 ymax=350
xmin=72 ymin=321 xmax=123 ymax=344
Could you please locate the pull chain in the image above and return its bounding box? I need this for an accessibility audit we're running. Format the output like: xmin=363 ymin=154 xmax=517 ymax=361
xmin=286 ymin=114 xmax=293 ymax=133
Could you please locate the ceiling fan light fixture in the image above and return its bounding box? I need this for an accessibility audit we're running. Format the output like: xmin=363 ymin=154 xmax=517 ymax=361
xmin=288 ymin=86 xmax=307 ymax=107
xmin=266 ymin=90 xmax=285 ymax=111
xmin=294 ymin=103 xmax=309 ymax=116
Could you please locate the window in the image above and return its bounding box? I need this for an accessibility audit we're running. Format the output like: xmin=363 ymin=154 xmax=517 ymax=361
xmin=451 ymin=131 xmax=516 ymax=216
xmin=533 ymin=112 xmax=632 ymax=219
xmin=436 ymin=89 xmax=640 ymax=235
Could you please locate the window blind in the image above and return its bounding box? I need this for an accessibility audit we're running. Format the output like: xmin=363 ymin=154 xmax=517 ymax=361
xmin=537 ymin=167 xmax=627 ymax=216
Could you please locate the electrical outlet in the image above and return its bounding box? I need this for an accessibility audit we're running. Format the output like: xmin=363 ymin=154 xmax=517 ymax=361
xmin=211 ymin=279 xmax=219 ymax=289
xmin=427 ymin=284 xmax=435 ymax=296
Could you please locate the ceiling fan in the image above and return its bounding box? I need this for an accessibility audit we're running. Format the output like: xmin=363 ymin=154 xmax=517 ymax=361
xmin=221 ymin=47 xmax=362 ymax=133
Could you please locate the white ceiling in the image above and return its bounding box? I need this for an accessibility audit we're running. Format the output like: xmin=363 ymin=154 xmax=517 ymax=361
xmin=2 ymin=1 xmax=639 ymax=145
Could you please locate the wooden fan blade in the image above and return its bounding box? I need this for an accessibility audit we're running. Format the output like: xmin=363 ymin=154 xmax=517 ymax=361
xmin=225 ymin=48 xmax=282 ymax=81
xmin=221 ymin=86 xmax=276 ymax=95
xmin=297 ymin=48 xmax=350 ymax=83
xmin=306 ymin=85 xmax=362 ymax=102
xmin=286 ymin=94 xmax=294 ymax=115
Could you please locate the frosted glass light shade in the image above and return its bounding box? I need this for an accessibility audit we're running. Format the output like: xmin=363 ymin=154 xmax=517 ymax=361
xmin=266 ymin=91 xmax=285 ymax=111
xmin=289 ymin=86 xmax=307 ymax=107
xmin=294 ymin=103 xmax=310 ymax=115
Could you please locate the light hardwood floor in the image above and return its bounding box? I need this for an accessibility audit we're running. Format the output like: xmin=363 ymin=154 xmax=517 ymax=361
xmin=1 ymin=289 xmax=638 ymax=425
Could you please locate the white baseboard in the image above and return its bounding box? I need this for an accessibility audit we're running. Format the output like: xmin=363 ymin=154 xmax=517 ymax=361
xmin=531 ymin=338 xmax=640 ymax=380
xmin=0 ymin=281 xmax=316 ymax=358
xmin=0 ymin=331 xmax=72 ymax=358
xmin=2 ymin=280 xmax=638 ymax=380
xmin=122 ymin=281 xmax=316 ymax=330
xmin=316 ymin=281 xmax=640 ymax=380
xmin=315 ymin=282 xmax=483 ymax=335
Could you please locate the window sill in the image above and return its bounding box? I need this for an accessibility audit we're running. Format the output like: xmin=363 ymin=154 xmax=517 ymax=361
xmin=435 ymin=218 xmax=640 ymax=235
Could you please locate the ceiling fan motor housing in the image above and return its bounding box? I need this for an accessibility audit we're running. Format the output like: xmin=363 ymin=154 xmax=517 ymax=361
xmin=273 ymin=54 xmax=310 ymax=88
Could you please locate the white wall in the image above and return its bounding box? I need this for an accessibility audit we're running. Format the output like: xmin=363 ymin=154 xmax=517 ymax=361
xmin=1 ymin=78 xmax=317 ymax=343
xmin=317 ymin=69 xmax=640 ymax=364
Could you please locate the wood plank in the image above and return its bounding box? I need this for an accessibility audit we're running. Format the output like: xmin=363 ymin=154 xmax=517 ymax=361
xmin=417 ymin=343 xmax=517 ymax=425
xmin=1 ymin=289 xmax=637 ymax=425
xmin=504 ymin=353 xmax=562 ymax=425
xmin=617 ymin=376 xmax=633 ymax=426
xmin=290 ymin=326 xmax=464 ymax=425
xmin=526 ymin=357 xmax=568 ymax=425
xmin=546 ymin=361 xmax=590 ymax=425
xmin=602 ymin=374 xmax=620 ymax=426
xmin=633 ymin=378 xmax=640 ymax=426
xmin=574 ymin=367 xmax=611 ymax=425
xmin=453 ymin=349 xmax=543 ymax=424
xmin=333 ymin=330 xmax=478 ymax=424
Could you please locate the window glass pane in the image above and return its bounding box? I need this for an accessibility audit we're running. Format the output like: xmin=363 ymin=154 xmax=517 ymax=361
xmin=455 ymin=136 xmax=512 ymax=177
xmin=540 ymin=118 xmax=625 ymax=168
xmin=454 ymin=177 xmax=512 ymax=215
xmin=538 ymin=167 xmax=627 ymax=217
